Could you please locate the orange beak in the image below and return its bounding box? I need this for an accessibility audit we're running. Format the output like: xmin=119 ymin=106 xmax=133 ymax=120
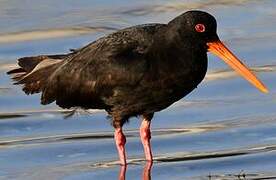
xmin=207 ymin=40 xmax=268 ymax=93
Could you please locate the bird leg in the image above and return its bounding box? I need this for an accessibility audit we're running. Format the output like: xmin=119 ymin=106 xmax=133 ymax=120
xmin=114 ymin=127 xmax=127 ymax=165
xmin=140 ymin=114 xmax=153 ymax=162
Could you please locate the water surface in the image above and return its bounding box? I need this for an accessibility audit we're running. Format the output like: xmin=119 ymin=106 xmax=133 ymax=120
xmin=0 ymin=0 xmax=276 ymax=179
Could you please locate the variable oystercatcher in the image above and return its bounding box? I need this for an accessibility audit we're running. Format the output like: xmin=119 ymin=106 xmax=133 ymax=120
xmin=7 ymin=10 xmax=268 ymax=165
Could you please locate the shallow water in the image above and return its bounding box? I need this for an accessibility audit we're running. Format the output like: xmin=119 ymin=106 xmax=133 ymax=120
xmin=0 ymin=0 xmax=276 ymax=179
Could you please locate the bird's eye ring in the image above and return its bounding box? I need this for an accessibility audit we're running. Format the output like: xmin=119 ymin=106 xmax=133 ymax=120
xmin=195 ymin=24 xmax=206 ymax=33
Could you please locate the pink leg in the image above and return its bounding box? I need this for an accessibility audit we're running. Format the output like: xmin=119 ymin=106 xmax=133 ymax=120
xmin=114 ymin=128 xmax=127 ymax=165
xmin=140 ymin=119 xmax=153 ymax=162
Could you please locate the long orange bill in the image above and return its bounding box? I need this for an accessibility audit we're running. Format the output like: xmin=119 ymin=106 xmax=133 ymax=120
xmin=207 ymin=40 xmax=268 ymax=93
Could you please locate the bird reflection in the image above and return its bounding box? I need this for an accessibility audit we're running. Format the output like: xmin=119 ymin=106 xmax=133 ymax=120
xmin=142 ymin=161 xmax=153 ymax=180
xmin=119 ymin=165 xmax=127 ymax=180
xmin=118 ymin=161 xmax=153 ymax=180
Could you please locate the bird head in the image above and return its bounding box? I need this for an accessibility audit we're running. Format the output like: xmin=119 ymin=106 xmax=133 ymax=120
xmin=169 ymin=10 xmax=268 ymax=93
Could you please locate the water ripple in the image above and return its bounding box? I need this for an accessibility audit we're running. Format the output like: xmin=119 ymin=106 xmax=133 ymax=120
xmin=23 ymin=143 xmax=276 ymax=170
xmin=120 ymin=0 xmax=258 ymax=16
xmin=0 ymin=125 xmax=220 ymax=148
xmin=0 ymin=26 xmax=117 ymax=44
xmin=205 ymin=64 xmax=276 ymax=82
xmin=7 ymin=143 xmax=276 ymax=179
xmin=1 ymin=114 xmax=276 ymax=148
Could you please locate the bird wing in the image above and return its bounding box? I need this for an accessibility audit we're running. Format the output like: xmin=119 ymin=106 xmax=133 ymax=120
xmin=41 ymin=24 xmax=164 ymax=108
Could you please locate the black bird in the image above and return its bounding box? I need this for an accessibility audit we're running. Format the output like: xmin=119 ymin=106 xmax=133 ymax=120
xmin=7 ymin=10 xmax=268 ymax=165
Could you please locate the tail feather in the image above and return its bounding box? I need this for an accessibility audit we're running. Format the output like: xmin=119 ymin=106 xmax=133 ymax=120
xmin=7 ymin=55 xmax=65 ymax=95
xmin=16 ymin=58 xmax=62 ymax=84
xmin=6 ymin=68 xmax=25 ymax=75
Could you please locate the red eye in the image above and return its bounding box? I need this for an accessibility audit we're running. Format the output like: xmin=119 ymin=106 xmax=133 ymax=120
xmin=195 ymin=24 xmax=205 ymax=33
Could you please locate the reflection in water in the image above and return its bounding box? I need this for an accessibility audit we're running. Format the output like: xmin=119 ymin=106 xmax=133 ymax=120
xmin=119 ymin=165 xmax=127 ymax=180
xmin=119 ymin=162 xmax=152 ymax=180
xmin=205 ymin=64 xmax=276 ymax=82
xmin=142 ymin=162 xmax=153 ymax=180
xmin=0 ymin=126 xmax=219 ymax=148
xmin=0 ymin=26 xmax=118 ymax=44
xmin=120 ymin=0 xmax=257 ymax=16
xmin=0 ymin=1 xmax=276 ymax=179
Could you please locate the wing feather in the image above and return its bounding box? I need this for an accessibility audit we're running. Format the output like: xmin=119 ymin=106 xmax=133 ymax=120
xmin=41 ymin=24 xmax=164 ymax=108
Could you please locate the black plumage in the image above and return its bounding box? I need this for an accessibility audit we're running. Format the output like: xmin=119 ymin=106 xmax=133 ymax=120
xmin=6 ymin=11 xmax=242 ymax=127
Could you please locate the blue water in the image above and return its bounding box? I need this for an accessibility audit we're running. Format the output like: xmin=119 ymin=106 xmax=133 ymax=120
xmin=0 ymin=0 xmax=276 ymax=179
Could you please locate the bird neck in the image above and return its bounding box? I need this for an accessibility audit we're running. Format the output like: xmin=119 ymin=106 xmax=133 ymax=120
xmin=146 ymin=25 xmax=208 ymax=87
xmin=150 ymin=24 xmax=207 ymax=60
